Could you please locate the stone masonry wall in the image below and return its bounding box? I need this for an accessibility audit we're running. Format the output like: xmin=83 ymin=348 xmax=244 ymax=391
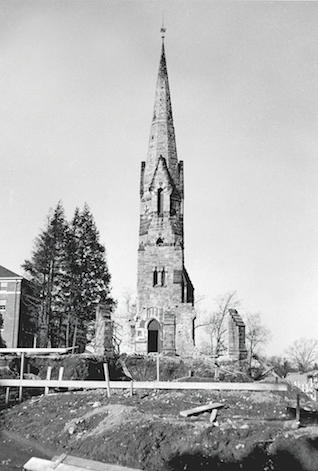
xmin=175 ymin=305 xmax=196 ymax=356
xmin=228 ymin=309 xmax=247 ymax=360
xmin=94 ymin=304 xmax=114 ymax=356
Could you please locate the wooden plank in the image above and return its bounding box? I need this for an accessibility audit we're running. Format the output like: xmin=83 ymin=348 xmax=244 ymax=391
xmin=113 ymin=381 xmax=288 ymax=391
xmin=24 ymin=457 xmax=90 ymax=471
xmin=180 ymin=402 xmax=224 ymax=417
xmin=210 ymin=409 xmax=218 ymax=423
xmin=24 ymin=457 xmax=55 ymax=471
xmin=51 ymin=454 xmax=68 ymax=469
xmin=23 ymin=456 xmax=143 ymax=471
xmin=0 ymin=348 xmax=76 ymax=354
xmin=61 ymin=454 xmax=143 ymax=471
xmin=0 ymin=379 xmax=288 ymax=391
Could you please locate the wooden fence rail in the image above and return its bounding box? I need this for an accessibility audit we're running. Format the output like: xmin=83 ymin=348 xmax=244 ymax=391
xmin=0 ymin=379 xmax=288 ymax=391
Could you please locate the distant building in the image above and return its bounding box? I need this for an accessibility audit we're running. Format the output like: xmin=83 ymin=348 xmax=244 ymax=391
xmin=0 ymin=265 xmax=34 ymax=348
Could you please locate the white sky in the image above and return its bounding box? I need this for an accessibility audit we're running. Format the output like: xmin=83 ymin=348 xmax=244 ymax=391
xmin=1 ymin=0 xmax=318 ymax=356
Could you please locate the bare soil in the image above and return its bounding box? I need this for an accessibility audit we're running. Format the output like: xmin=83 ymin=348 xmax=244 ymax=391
xmin=2 ymin=385 xmax=318 ymax=470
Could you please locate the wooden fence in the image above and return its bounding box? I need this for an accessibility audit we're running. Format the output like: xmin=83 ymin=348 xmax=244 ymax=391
xmin=0 ymin=348 xmax=288 ymax=405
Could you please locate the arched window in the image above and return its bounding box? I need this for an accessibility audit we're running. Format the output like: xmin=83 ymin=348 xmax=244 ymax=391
xmin=153 ymin=268 xmax=158 ymax=286
xmin=157 ymin=188 xmax=163 ymax=216
xmin=161 ymin=268 xmax=165 ymax=286
xmin=148 ymin=319 xmax=160 ymax=353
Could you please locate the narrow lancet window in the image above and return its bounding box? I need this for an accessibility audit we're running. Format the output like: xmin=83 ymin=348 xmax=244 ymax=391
xmin=157 ymin=188 xmax=163 ymax=216
xmin=161 ymin=268 xmax=165 ymax=286
xmin=153 ymin=268 xmax=158 ymax=286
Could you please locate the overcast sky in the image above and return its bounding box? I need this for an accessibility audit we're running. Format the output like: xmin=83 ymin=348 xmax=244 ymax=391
xmin=1 ymin=0 xmax=318 ymax=356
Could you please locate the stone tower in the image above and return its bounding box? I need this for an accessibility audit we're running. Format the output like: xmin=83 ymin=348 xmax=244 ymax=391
xmin=133 ymin=32 xmax=196 ymax=356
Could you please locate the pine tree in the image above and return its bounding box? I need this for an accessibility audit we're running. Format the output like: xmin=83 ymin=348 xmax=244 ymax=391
xmin=63 ymin=204 xmax=115 ymax=351
xmin=23 ymin=202 xmax=115 ymax=350
xmin=22 ymin=202 xmax=68 ymax=347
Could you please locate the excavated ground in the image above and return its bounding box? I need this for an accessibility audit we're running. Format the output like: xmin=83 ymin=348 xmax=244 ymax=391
xmin=2 ymin=386 xmax=318 ymax=470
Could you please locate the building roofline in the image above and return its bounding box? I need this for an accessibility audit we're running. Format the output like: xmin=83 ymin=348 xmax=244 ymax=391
xmin=0 ymin=265 xmax=23 ymax=279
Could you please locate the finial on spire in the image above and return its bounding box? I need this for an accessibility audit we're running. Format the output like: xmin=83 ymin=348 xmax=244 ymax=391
xmin=160 ymin=12 xmax=166 ymax=41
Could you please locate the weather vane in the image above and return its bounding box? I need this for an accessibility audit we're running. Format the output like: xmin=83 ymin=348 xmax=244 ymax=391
xmin=160 ymin=12 xmax=166 ymax=40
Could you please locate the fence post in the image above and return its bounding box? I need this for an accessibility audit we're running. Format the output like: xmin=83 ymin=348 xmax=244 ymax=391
xmin=5 ymin=387 xmax=10 ymax=406
xmin=45 ymin=366 xmax=52 ymax=395
xmin=58 ymin=367 xmax=64 ymax=382
xmin=157 ymin=353 xmax=160 ymax=382
xmin=103 ymin=363 xmax=111 ymax=398
xmin=19 ymin=353 xmax=25 ymax=403
xmin=296 ymin=394 xmax=300 ymax=422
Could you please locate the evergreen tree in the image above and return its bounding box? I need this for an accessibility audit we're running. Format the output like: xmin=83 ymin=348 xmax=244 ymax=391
xmin=63 ymin=204 xmax=115 ymax=351
xmin=22 ymin=202 xmax=68 ymax=347
xmin=23 ymin=202 xmax=115 ymax=350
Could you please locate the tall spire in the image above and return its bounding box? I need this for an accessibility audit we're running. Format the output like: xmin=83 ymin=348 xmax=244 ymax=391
xmin=142 ymin=28 xmax=180 ymax=193
xmin=135 ymin=26 xmax=195 ymax=358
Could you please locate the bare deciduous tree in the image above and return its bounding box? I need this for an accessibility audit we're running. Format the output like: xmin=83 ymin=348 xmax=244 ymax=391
xmin=196 ymin=291 xmax=240 ymax=357
xmin=122 ymin=287 xmax=135 ymax=314
xmin=266 ymin=355 xmax=293 ymax=377
xmin=286 ymin=338 xmax=318 ymax=373
xmin=245 ymin=313 xmax=271 ymax=367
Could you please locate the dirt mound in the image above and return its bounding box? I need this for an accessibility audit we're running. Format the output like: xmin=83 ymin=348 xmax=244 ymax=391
xmin=2 ymin=388 xmax=318 ymax=470
xmin=62 ymin=404 xmax=142 ymax=438
xmin=247 ymin=391 xmax=284 ymax=403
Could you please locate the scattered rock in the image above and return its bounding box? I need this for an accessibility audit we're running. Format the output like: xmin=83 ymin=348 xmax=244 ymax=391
xmin=68 ymin=426 xmax=75 ymax=435
xmin=283 ymin=420 xmax=300 ymax=430
xmin=290 ymin=421 xmax=301 ymax=430
xmin=235 ymin=443 xmax=245 ymax=450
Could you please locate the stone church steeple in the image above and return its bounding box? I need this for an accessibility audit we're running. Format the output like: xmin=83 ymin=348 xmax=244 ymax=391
xmin=141 ymin=39 xmax=180 ymax=194
xmin=134 ymin=33 xmax=196 ymax=356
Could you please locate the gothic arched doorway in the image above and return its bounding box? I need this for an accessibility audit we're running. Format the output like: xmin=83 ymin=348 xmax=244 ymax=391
xmin=147 ymin=319 xmax=160 ymax=353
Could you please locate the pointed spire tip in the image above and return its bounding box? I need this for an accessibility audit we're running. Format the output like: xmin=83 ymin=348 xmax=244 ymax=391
xmin=160 ymin=13 xmax=166 ymax=41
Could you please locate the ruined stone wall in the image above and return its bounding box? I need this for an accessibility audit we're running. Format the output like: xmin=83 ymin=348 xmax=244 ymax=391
xmin=115 ymin=309 xmax=136 ymax=355
xmin=175 ymin=305 xmax=196 ymax=356
xmin=94 ymin=304 xmax=114 ymax=356
xmin=228 ymin=309 xmax=247 ymax=360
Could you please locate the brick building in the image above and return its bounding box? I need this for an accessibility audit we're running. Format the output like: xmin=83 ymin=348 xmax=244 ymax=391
xmin=130 ymin=33 xmax=196 ymax=356
xmin=0 ymin=265 xmax=34 ymax=348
